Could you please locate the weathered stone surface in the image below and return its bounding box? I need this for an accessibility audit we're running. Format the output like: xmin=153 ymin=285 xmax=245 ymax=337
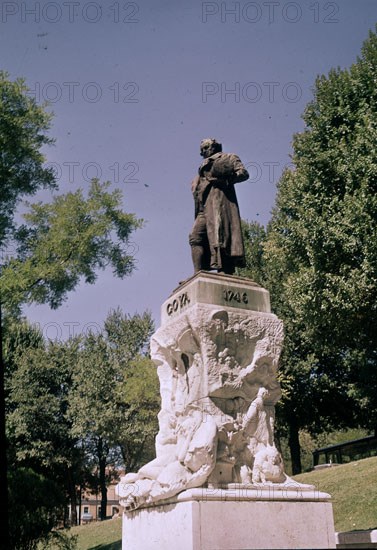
xmin=117 ymin=273 xmax=302 ymax=511
xmin=121 ymin=495 xmax=336 ymax=550
xmin=161 ymin=272 xmax=270 ymax=323
xmin=117 ymin=272 xmax=336 ymax=549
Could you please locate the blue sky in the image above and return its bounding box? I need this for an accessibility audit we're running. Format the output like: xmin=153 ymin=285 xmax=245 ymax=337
xmin=1 ymin=0 xmax=376 ymax=339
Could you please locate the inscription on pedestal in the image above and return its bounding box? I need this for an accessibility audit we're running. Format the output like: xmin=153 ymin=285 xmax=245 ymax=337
xmin=162 ymin=272 xmax=270 ymax=323
xmin=223 ymin=288 xmax=249 ymax=305
xmin=166 ymin=292 xmax=191 ymax=316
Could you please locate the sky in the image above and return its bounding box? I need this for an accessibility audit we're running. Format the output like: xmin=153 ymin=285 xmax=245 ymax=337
xmin=1 ymin=0 xmax=377 ymax=340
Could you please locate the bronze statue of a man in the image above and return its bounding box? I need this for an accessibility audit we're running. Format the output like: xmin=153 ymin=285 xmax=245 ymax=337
xmin=189 ymin=138 xmax=249 ymax=275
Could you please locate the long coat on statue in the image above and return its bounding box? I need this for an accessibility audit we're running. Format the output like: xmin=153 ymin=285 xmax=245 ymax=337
xmin=191 ymin=152 xmax=249 ymax=270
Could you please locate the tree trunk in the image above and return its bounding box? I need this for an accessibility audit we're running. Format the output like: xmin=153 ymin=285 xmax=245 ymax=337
xmin=66 ymin=467 xmax=77 ymax=527
xmin=288 ymin=415 xmax=302 ymax=475
xmin=98 ymin=439 xmax=107 ymax=521
xmin=121 ymin=439 xmax=146 ymax=473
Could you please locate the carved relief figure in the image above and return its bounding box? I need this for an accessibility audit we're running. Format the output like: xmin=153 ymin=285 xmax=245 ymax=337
xmin=252 ymin=445 xmax=285 ymax=484
xmin=119 ymin=406 xmax=217 ymax=511
xmin=117 ymin=305 xmax=294 ymax=512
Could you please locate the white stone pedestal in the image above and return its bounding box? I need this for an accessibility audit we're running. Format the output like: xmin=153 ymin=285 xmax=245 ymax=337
xmin=118 ymin=273 xmax=336 ymax=549
xmin=122 ymin=487 xmax=336 ymax=550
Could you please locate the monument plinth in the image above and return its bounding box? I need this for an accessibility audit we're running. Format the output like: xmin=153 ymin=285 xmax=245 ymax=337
xmin=117 ymin=272 xmax=336 ymax=549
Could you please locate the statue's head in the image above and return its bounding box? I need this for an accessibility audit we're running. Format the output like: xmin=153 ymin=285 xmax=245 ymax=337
xmin=200 ymin=138 xmax=222 ymax=158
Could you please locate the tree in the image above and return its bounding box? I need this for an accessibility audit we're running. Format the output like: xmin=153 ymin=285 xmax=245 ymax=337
xmin=69 ymin=309 xmax=159 ymax=520
xmin=0 ymin=71 xmax=55 ymax=245
xmin=0 ymin=71 xmax=143 ymax=547
xmin=236 ymin=220 xmax=267 ymax=286
xmin=6 ymin=336 xmax=86 ymax=527
xmin=69 ymin=333 xmax=120 ymax=522
xmin=116 ymin=354 xmax=160 ymax=472
xmin=103 ymin=308 xmax=160 ymax=472
xmin=0 ymin=179 xmax=142 ymax=542
xmin=8 ymin=468 xmax=67 ymax=550
xmin=1 ymin=179 xmax=142 ymax=312
xmin=3 ymin=317 xmax=44 ymax=470
xmin=254 ymin=28 xmax=377 ymax=472
xmin=1 ymin=71 xmax=56 ymax=547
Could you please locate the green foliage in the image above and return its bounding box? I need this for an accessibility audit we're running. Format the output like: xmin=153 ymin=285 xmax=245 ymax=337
xmin=0 ymin=72 xmax=145 ymax=546
xmin=3 ymin=316 xmax=44 ymax=404
xmin=104 ymin=308 xmax=153 ymax=363
xmin=0 ymin=71 xmax=56 ymax=245
xmin=3 ymin=316 xmax=44 ymax=365
xmin=6 ymin=334 xmax=89 ymax=532
xmin=236 ymin=220 xmax=267 ymax=285
xmin=117 ymin=354 xmax=160 ymax=471
xmin=8 ymin=468 xmax=66 ymax=550
xmin=7 ymin=338 xmax=80 ymax=470
xmin=63 ymin=309 xmax=158 ymax=519
xmin=1 ymin=180 xmax=143 ymax=311
xmin=0 ymin=73 xmax=143 ymax=315
xmin=6 ymin=308 xmax=159 ymax=531
xmin=313 ymin=427 xmax=371 ymax=450
xmin=240 ymin=28 xmax=377 ymax=472
xmin=69 ymin=309 xmax=159 ymax=474
xmin=267 ymin=28 xmax=377 ymax=433
xmin=272 ymin=28 xmax=377 ymax=338
xmin=279 ymin=428 xmax=371 ymax=474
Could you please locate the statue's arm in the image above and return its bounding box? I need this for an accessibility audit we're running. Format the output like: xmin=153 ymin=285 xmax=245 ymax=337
xmin=231 ymin=154 xmax=249 ymax=183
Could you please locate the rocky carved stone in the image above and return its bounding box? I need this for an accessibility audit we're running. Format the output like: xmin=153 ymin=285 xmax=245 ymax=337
xmin=117 ymin=274 xmax=302 ymax=512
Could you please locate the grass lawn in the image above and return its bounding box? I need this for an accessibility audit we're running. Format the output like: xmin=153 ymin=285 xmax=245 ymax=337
xmin=53 ymin=456 xmax=377 ymax=548
xmin=293 ymin=455 xmax=377 ymax=533
xmin=73 ymin=517 xmax=122 ymax=550
xmin=57 ymin=517 xmax=122 ymax=550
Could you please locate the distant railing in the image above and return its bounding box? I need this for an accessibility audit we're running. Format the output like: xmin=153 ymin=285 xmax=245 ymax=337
xmin=312 ymin=432 xmax=377 ymax=468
